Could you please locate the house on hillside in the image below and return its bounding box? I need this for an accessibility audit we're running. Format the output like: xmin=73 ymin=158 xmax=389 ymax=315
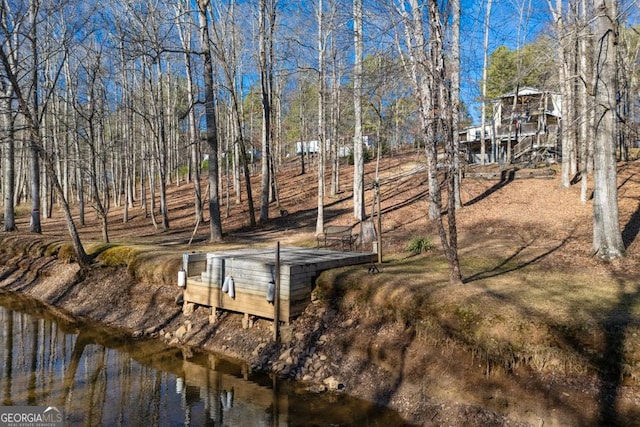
xmin=460 ymin=87 xmax=562 ymax=165
xmin=295 ymin=135 xmax=375 ymax=158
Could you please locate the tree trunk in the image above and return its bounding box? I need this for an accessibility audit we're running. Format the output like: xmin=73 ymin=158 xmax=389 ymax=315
xmin=315 ymin=0 xmax=326 ymax=236
xmin=148 ymin=156 xmax=159 ymax=229
xmin=547 ymin=0 xmax=572 ymax=187
xmin=197 ymin=0 xmax=223 ymax=242
xmin=592 ymin=0 xmax=624 ymax=259
xmin=259 ymin=0 xmax=272 ymax=223
xmin=579 ymin=0 xmax=591 ymax=204
xmin=74 ymin=133 xmax=85 ymax=227
xmin=480 ymin=0 xmax=492 ymax=165
xmin=429 ymin=0 xmax=462 ymax=283
xmin=2 ymin=95 xmax=16 ymax=231
xmin=29 ymin=0 xmax=41 ymax=234
xmin=451 ymin=0 xmax=462 ymax=210
xmin=352 ymin=0 xmax=365 ymax=221
xmin=330 ymin=54 xmax=341 ymax=198
xmin=155 ymin=58 xmax=170 ymax=230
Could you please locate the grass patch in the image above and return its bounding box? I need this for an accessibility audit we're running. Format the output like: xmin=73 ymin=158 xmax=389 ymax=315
xmin=90 ymin=244 xmax=181 ymax=285
xmin=56 ymin=243 xmax=76 ymax=263
xmin=94 ymin=244 xmax=144 ymax=268
xmin=127 ymin=250 xmax=182 ymax=285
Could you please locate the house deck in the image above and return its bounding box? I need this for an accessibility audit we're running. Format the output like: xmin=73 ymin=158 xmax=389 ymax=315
xmin=181 ymin=247 xmax=377 ymax=323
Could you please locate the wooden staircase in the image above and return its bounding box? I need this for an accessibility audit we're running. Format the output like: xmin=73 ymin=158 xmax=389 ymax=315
xmin=512 ymin=136 xmax=534 ymax=161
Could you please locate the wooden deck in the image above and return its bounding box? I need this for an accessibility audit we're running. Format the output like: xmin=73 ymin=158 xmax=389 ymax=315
xmin=181 ymin=247 xmax=377 ymax=323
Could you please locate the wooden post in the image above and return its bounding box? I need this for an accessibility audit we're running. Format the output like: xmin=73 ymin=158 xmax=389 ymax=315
xmin=273 ymin=241 xmax=281 ymax=341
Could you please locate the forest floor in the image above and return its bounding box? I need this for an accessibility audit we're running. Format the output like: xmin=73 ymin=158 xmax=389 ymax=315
xmin=1 ymin=149 xmax=640 ymax=426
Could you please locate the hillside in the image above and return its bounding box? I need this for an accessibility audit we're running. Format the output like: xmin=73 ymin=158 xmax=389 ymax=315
xmin=3 ymin=150 xmax=640 ymax=426
xmin=25 ymin=150 xmax=640 ymax=265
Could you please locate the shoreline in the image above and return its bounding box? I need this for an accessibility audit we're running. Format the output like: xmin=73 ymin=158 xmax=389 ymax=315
xmin=1 ymin=234 xmax=638 ymax=426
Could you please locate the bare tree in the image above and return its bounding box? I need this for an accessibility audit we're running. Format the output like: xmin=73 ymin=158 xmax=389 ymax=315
xmin=392 ymin=0 xmax=461 ymax=283
xmin=118 ymin=0 xmax=176 ymax=231
xmin=480 ymin=0 xmax=492 ymax=165
xmin=353 ymin=0 xmax=365 ymax=221
xmin=115 ymin=34 xmax=136 ymax=224
xmin=548 ymin=0 xmax=575 ymax=187
xmin=28 ymin=0 xmax=41 ymax=233
xmin=0 ymin=0 xmax=90 ymax=266
xmin=578 ymin=0 xmax=593 ymax=203
xmin=328 ymin=34 xmax=342 ymax=198
xmin=0 ymin=53 xmax=90 ymax=265
xmin=591 ymin=0 xmax=624 ymax=259
xmin=197 ymin=0 xmax=223 ymax=242
xmin=395 ymin=0 xmax=439 ymax=220
xmin=0 ymin=39 xmax=16 ymax=231
xmin=73 ymin=41 xmax=111 ymax=243
xmin=258 ymin=0 xmax=276 ymax=223
xmin=176 ymin=2 xmax=204 ymax=224
xmin=208 ymin=0 xmax=256 ymax=227
xmin=451 ymin=0 xmax=461 ymax=210
xmin=429 ymin=0 xmax=461 ymax=283
xmin=315 ymin=0 xmax=326 ymax=236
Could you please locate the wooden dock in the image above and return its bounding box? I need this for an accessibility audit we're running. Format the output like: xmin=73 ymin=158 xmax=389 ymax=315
xmin=181 ymin=247 xmax=377 ymax=323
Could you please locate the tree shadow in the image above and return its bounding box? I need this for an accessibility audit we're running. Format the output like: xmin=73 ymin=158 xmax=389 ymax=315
xmin=463 ymin=234 xmax=572 ymax=284
xmin=539 ymin=278 xmax=640 ymax=426
xmin=622 ymin=203 xmax=640 ymax=248
xmin=596 ymin=280 xmax=640 ymax=426
xmin=320 ymin=261 xmax=602 ymax=424
xmin=617 ymin=172 xmax=636 ymax=191
xmin=88 ymin=244 xmax=115 ymax=260
xmin=464 ymin=169 xmax=517 ymax=207
xmin=463 ymin=259 xmax=640 ymax=424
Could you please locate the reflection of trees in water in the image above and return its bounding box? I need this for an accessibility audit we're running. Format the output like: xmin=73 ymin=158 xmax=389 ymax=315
xmin=2 ymin=309 xmax=13 ymax=406
xmin=0 ymin=303 xmax=403 ymax=426
xmin=1 ymin=310 xmax=68 ymax=405
xmin=0 ymin=305 xmax=275 ymax=426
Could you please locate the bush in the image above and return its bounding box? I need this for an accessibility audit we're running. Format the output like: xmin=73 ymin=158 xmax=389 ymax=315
xmin=406 ymin=236 xmax=435 ymax=255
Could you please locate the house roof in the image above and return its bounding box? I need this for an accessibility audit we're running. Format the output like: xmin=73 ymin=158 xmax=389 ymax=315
xmin=499 ymin=86 xmax=551 ymax=98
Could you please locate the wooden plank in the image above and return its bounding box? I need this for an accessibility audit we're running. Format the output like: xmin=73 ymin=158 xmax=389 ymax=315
xmin=196 ymin=277 xmax=313 ymax=300
xmin=186 ymin=277 xmax=312 ymax=302
xmin=199 ymin=268 xmax=316 ymax=297
xmin=201 ymin=267 xmax=317 ymax=287
xmin=184 ymin=281 xmax=302 ymax=321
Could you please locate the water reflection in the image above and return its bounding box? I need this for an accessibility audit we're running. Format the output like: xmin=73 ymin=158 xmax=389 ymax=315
xmin=0 ymin=293 xmax=411 ymax=426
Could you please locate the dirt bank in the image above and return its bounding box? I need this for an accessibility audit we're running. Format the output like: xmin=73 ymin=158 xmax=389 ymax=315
xmin=1 ymin=235 xmax=638 ymax=427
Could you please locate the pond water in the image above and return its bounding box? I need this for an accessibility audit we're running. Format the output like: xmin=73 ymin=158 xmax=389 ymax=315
xmin=0 ymin=292 xmax=411 ymax=426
